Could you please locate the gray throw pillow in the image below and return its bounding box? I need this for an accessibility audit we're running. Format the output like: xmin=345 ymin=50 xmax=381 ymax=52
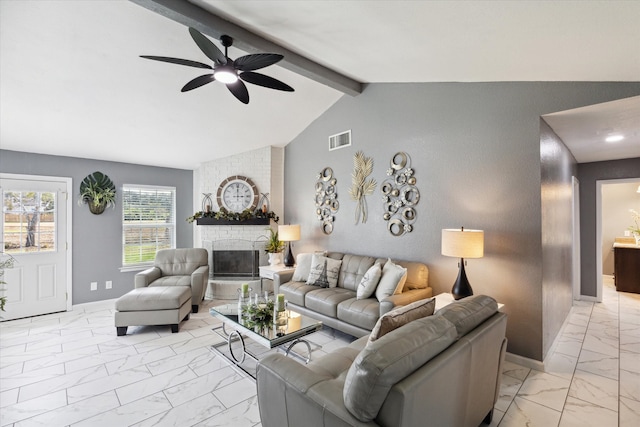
xmin=375 ymin=259 xmax=407 ymax=301
xmin=306 ymin=254 xmax=342 ymax=288
xmin=368 ymin=297 xmax=435 ymax=342
xmin=356 ymin=262 xmax=382 ymax=300
xmin=292 ymin=253 xmax=313 ymax=282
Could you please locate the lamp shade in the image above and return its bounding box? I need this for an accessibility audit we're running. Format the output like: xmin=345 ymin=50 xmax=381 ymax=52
xmin=278 ymin=224 xmax=301 ymax=242
xmin=441 ymin=228 xmax=484 ymax=259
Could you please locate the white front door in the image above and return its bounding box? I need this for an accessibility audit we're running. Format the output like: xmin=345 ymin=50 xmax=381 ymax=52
xmin=1 ymin=174 xmax=72 ymax=321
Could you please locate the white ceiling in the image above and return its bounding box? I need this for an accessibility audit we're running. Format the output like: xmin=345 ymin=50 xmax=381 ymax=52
xmin=1 ymin=0 xmax=639 ymax=170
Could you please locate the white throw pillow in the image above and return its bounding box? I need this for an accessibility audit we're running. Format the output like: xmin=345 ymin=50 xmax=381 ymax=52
xmin=292 ymin=253 xmax=314 ymax=282
xmin=306 ymin=254 xmax=342 ymax=288
xmin=356 ymin=262 xmax=382 ymax=300
xmin=375 ymin=259 xmax=407 ymax=301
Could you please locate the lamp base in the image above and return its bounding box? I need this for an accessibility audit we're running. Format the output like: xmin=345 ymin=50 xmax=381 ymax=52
xmin=451 ymin=258 xmax=473 ymax=300
xmin=283 ymin=243 xmax=295 ymax=267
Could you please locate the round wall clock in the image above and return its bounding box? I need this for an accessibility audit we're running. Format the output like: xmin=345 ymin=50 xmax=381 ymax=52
xmin=216 ymin=175 xmax=259 ymax=212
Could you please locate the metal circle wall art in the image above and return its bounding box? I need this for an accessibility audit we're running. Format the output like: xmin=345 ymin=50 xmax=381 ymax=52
xmin=315 ymin=167 xmax=339 ymax=234
xmin=381 ymin=152 xmax=419 ymax=236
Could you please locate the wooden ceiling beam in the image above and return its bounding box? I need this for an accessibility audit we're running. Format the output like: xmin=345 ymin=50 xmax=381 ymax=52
xmin=130 ymin=0 xmax=363 ymax=96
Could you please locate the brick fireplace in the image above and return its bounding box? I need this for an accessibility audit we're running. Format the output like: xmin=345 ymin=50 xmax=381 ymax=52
xmin=194 ymin=146 xmax=284 ymax=299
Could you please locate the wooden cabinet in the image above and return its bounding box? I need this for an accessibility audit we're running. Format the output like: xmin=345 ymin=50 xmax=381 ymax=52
xmin=614 ymin=246 xmax=640 ymax=294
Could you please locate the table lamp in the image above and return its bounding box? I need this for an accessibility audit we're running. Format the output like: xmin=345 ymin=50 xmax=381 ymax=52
xmin=441 ymin=227 xmax=484 ymax=300
xmin=279 ymin=224 xmax=301 ymax=267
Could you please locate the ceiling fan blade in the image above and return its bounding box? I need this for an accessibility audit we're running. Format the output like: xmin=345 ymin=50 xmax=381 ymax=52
xmin=240 ymin=71 xmax=294 ymax=92
xmin=140 ymin=55 xmax=212 ymax=69
xmin=226 ymin=80 xmax=250 ymax=104
xmin=188 ymin=27 xmax=227 ymax=65
xmin=234 ymin=53 xmax=284 ymax=71
xmin=181 ymin=74 xmax=215 ymax=92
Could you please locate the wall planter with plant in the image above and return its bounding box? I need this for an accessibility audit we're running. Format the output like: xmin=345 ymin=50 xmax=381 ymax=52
xmin=78 ymin=171 xmax=116 ymax=215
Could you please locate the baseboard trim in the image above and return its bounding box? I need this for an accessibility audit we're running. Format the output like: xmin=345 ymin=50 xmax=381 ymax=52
xmin=505 ymin=352 xmax=544 ymax=371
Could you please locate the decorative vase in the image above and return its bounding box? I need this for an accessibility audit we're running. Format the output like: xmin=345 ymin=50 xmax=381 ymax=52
xmin=237 ymin=287 xmax=251 ymax=325
xmin=268 ymin=252 xmax=283 ymax=266
xmin=273 ymin=295 xmax=287 ymax=336
xmin=634 ymin=232 xmax=640 ymax=246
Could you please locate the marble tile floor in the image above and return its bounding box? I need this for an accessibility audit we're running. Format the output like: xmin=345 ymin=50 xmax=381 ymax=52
xmin=0 ymin=277 xmax=638 ymax=427
xmin=491 ymin=276 xmax=640 ymax=427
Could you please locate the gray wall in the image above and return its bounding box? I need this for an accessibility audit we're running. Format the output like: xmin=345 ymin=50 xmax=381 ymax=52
xmin=284 ymin=82 xmax=640 ymax=360
xmin=0 ymin=150 xmax=193 ymax=304
xmin=578 ymin=157 xmax=640 ymax=296
xmin=540 ymin=119 xmax=577 ymax=356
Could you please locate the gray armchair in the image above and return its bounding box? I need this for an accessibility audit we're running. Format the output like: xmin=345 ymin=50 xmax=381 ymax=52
xmin=135 ymin=248 xmax=209 ymax=313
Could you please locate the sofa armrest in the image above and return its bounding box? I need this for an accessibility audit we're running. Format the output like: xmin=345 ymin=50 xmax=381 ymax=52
xmin=379 ymin=288 xmax=433 ymax=316
xmin=257 ymin=354 xmax=374 ymax=427
xmin=190 ymin=265 xmax=209 ymax=302
xmin=273 ymin=271 xmax=295 ymax=294
xmin=134 ymin=267 xmax=161 ymax=288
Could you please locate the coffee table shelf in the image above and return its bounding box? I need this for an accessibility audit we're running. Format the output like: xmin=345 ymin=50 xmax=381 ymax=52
xmin=209 ymin=303 xmax=322 ymax=378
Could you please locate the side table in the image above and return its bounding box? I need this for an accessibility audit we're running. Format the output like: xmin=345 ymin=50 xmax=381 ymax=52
xmin=259 ymin=264 xmax=295 ymax=294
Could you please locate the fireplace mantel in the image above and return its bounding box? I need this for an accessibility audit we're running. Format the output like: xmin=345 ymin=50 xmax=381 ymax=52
xmin=196 ymin=218 xmax=270 ymax=226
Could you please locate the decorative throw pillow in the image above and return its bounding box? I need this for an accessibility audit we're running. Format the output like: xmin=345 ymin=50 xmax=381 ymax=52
xmin=368 ymin=297 xmax=436 ymax=342
xmin=356 ymin=262 xmax=382 ymax=300
xmin=306 ymin=254 xmax=342 ymax=288
xmin=292 ymin=253 xmax=313 ymax=282
xmin=375 ymin=259 xmax=407 ymax=301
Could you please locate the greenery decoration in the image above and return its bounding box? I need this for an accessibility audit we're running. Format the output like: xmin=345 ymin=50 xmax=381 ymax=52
xmin=187 ymin=207 xmax=279 ymax=224
xmin=242 ymin=299 xmax=275 ymax=331
xmin=264 ymin=228 xmax=285 ymax=253
xmin=0 ymin=252 xmax=16 ymax=314
xmin=348 ymin=151 xmax=377 ymax=224
xmin=79 ymin=171 xmax=116 ymax=214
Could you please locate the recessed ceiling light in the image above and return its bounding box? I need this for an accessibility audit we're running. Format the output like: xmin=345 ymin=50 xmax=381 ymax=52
xmin=605 ymin=135 xmax=624 ymax=143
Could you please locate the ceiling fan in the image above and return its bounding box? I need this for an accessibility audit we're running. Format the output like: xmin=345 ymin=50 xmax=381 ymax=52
xmin=141 ymin=27 xmax=294 ymax=104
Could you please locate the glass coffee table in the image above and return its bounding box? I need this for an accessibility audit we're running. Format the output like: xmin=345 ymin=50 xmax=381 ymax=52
xmin=209 ymin=303 xmax=322 ymax=378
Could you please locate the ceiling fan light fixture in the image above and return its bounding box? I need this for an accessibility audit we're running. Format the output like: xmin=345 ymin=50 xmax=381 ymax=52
xmin=605 ymin=134 xmax=624 ymax=143
xmin=214 ymin=64 xmax=238 ymax=84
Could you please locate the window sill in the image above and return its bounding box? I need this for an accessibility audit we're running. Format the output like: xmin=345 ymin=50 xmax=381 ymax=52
xmin=119 ymin=264 xmax=153 ymax=273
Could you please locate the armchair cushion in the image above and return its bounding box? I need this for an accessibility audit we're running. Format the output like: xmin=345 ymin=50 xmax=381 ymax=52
xmin=134 ymin=248 xmax=209 ymax=312
xmin=154 ymin=248 xmax=207 ymax=276
xmin=343 ymin=315 xmax=458 ymax=422
xmin=437 ymin=295 xmax=498 ymax=338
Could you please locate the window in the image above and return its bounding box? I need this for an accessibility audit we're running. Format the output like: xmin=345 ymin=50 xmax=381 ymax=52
xmin=122 ymin=185 xmax=175 ymax=269
xmin=3 ymin=190 xmax=56 ymax=254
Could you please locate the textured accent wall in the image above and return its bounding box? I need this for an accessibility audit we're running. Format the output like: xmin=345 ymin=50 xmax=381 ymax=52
xmin=0 ymin=150 xmax=193 ymax=304
xmin=283 ymin=82 xmax=640 ymax=360
xmin=540 ymin=119 xmax=577 ymax=357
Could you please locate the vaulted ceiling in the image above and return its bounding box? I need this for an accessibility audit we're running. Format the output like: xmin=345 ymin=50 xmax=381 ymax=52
xmin=1 ymin=0 xmax=639 ymax=169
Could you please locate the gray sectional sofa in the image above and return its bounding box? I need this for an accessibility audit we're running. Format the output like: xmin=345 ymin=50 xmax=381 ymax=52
xmin=257 ymin=295 xmax=508 ymax=427
xmin=273 ymin=252 xmax=433 ymax=337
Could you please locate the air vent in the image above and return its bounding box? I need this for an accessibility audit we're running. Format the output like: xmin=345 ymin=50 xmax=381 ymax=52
xmin=328 ymin=130 xmax=351 ymax=151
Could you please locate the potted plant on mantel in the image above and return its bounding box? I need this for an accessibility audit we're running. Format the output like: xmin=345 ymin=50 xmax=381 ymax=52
xmin=78 ymin=171 xmax=116 ymax=215
xmin=264 ymin=228 xmax=285 ymax=266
